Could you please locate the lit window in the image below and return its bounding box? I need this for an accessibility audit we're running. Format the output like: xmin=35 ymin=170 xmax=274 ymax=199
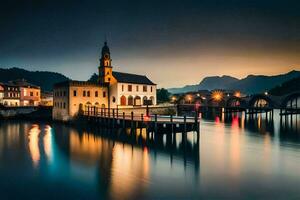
xmin=122 ymin=85 xmax=124 ymax=91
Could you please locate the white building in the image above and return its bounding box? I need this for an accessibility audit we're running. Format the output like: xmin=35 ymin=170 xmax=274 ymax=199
xmin=98 ymin=41 xmax=157 ymax=108
xmin=52 ymin=41 xmax=157 ymax=121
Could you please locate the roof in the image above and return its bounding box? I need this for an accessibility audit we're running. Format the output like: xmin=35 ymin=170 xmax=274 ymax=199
xmin=112 ymin=71 xmax=156 ymax=85
xmin=54 ymin=80 xmax=104 ymax=88
xmin=7 ymin=79 xmax=40 ymax=89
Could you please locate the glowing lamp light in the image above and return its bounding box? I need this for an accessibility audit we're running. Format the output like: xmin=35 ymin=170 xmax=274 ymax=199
xmin=144 ymin=115 xmax=151 ymax=122
xmin=264 ymin=91 xmax=268 ymax=96
xmin=234 ymin=91 xmax=241 ymax=98
xmin=171 ymin=96 xmax=176 ymax=102
xmin=212 ymin=90 xmax=223 ymax=101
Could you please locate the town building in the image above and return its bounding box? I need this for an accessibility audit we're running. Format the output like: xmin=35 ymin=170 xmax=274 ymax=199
xmin=53 ymin=41 xmax=157 ymax=121
xmin=98 ymin=42 xmax=157 ymax=108
xmin=0 ymin=83 xmax=20 ymax=106
xmin=9 ymin=80 xmax=41 ymax=106
xmin=40 ymin=92 xmax=53 ymax=106
xmin=53 ymin=81 xmax=108 ymax=121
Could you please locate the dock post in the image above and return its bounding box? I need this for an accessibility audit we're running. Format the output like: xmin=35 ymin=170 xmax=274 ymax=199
xmin=170 ymin=115 xmax=174 ymax=133
xmin=184 ymin=115 xmax=187 ymax=133
xmin=141 ymin=114 xmax=144 ymax=128
xmin=112 ymin=109 xmax=115 ymax=128
xmin=123 ymin=112 xmax=125 ymax=128
xmin=194 ymin=112 xmax=199 ymax=132
xmin=131 ymin=112 xmax=134 ymax=129
xmin=154 ymin=114 xmax=158 ymax=133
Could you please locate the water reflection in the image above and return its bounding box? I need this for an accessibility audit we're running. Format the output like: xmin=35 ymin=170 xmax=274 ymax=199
xmin=28 ymin=124 xmax=40 ymax=168
xmin=0 ymin=112 xmax=300 ymax=199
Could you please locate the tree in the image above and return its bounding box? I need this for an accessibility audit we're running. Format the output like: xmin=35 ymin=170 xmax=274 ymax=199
xmin=157 ymin=88 xmax=171 ymax=103
xmin=88 ymin=73 xmax=98 ymax=83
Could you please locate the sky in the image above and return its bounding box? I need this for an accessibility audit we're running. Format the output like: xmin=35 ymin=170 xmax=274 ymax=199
xmin=0 ymin=0 xmax=300 ymax=88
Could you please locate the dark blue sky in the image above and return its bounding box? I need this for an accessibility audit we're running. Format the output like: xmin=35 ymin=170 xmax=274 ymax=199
xmin=1 ymin=0 xmax=300 ymax=87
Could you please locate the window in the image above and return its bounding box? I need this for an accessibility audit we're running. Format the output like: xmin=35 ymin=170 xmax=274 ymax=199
xmin=63 ymin=102 xmax=66 ymax=109
xmin=151 ymin=86 xmax=153 ymax=92
xmin=103 ymin=91 xmax=106 ymax=97
xmin=128 ymin=85 xmax=132 ymax=92
xmin=122 ymin=85 xmax=124 ymax=91
xmin=63 ymin=91 xmax=66 ymax=96
xmin=83 ymin=91 xmax=86 ymax=97
xmin=143 ymin=85 xmax=147 ymax=92
xmin=112 ymin=96 xmax=116 ymax=103
xmin=30 ymin=92 xmax=33 ymax=96
xmin=136 ymin=85 xmax=139 ymax=92
xmin=87 ymin=91 xmax=90 ymax=97
xmin=73 ymin=90 xmax=77 ymax=97
xmin=108 ymin=78 xmax=111 ymax=82
xmin=36 ymin=92 xmax=39 ymax=96
xmin=95 ymin=91 xmax=98 ymax=97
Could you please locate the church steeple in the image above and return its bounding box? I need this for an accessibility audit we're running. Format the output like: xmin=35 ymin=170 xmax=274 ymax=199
xmin=98 ymin=41 xmax=113 ymax=85
xmin=100 ymin=41 xmax=112 ymax=67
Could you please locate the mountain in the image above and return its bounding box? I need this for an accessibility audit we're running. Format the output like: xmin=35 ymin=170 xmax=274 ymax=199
xmin=198 ymin=76 xmax=239 ymax=90
xmin=168 ymin=75 xmax=239 ymax=94
xmin=0 ymin=67 xmax=69 ymax=91
xmin=168 ymin=70 xmax=300 ymax=94
xmin=269 ymin=76 xmax=300 ymax=96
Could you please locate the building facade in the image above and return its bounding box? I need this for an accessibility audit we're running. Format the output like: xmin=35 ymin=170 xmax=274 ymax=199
xmin=53 ymin=41 xmax=157 ymax=121
xmin=53 ymin=81 xmax=108 ymax=121
xmin=0 ymin=83 xmax=20 ymax=106
xmin=98 ymin=42 xmax=157 ymax=108
xmin=10 ymin=80 xmax=41 ymax=106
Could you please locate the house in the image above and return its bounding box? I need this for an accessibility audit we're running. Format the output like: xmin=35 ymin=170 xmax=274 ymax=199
xmin=40 ymin=92 xmax=53 ymax=106
xmin=0 ymin=83 xmax=20 ymax=106
xmin=9 ymin=79 xmax=41 ymax=106
xmin=53 ymin=41 xmax=157 ymax=121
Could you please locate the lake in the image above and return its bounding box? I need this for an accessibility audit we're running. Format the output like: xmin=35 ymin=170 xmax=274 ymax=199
xmin=0 ymin=110 xmax=299 ymax=200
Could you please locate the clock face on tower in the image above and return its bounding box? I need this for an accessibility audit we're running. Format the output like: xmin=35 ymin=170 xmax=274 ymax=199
xmin=104 ymin=54 xmax=109 ymax=59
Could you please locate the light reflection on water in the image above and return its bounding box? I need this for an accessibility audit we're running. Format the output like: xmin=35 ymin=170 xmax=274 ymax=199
xmin=0 ymin=110 xmax=299 ymax=199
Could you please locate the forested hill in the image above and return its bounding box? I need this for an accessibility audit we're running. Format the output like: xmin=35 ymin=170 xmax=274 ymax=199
xmin=0 ymin=67 xmax=69 ymax=91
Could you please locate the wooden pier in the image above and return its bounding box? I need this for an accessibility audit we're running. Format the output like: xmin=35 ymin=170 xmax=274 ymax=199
xmin=83 ymin=106 xmax=200 ymax=133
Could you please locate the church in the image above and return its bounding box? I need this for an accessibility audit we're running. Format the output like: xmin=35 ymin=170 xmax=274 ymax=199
xmin=53 ymin=42 xmax=157 ymax=121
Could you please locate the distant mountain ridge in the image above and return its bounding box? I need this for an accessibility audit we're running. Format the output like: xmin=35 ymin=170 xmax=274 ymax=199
xmin=0 ymin=67 xmax=69 ymax=91
xmin=168 ymin=70 xmax=300 ymax=94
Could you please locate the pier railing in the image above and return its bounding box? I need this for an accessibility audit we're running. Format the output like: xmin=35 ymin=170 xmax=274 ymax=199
xmin=84 ymin=106 xmax=198 ymax=123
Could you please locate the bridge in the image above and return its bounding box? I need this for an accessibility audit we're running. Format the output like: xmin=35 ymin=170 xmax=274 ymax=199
xmin=176 ymin=91 xmax=300 ymax=118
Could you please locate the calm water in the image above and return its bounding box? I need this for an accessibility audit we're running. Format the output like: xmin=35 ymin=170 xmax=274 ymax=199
xmin=0 ymin=110 xmax=300 ymax=200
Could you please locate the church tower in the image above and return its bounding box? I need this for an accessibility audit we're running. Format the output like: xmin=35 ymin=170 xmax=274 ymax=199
xmin=98 ymin=41 xmax=113 ymax=85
